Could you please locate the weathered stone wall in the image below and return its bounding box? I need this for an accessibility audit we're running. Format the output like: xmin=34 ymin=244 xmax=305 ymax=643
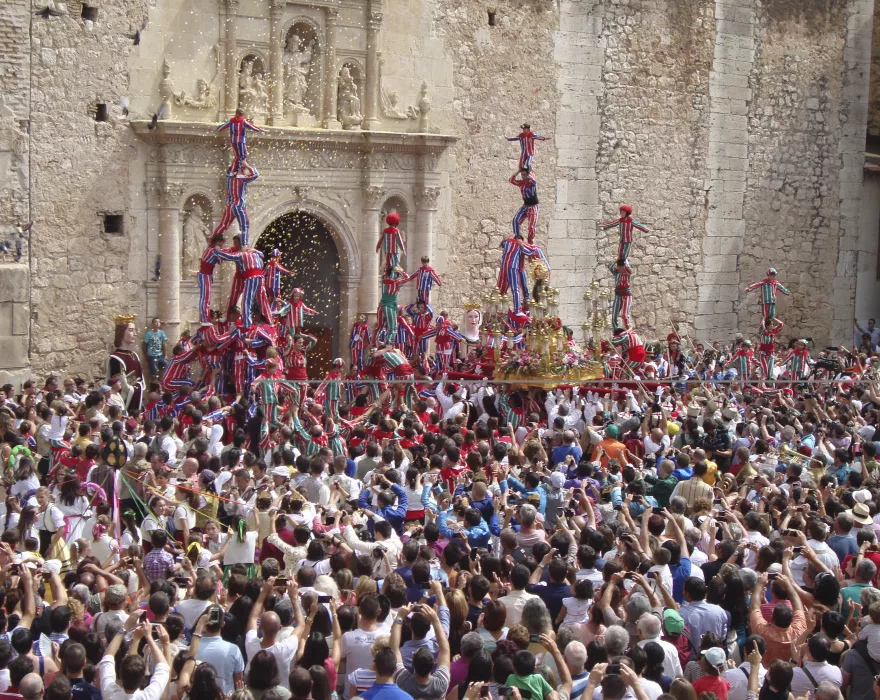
xmin=869 ymin=0 xmax=880 ymax=139
xmin=27 ymin=0 xmax=149 ymax=375
xmin=0 ymin=0 xmax=872 ymax=380
xmin=0 ymin=0 xmax=32 ymax=385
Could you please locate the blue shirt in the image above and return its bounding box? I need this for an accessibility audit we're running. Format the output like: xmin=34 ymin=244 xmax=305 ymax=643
xmin=359 ymin=483 xmax=408 ymax=535
xmin=399 ymin=606 xmax=451 ymax=670
xmin=669 ymin=557 xmax=692 ymax=603
xmin=360 ymin=683 xmax=413 ymax=700
xmin=829 ymin=534 xmax=859 ymax=562
xmin=527 ymin=581 xmax=571 ymax=622
xmin=551 ymin=444 xmax=583 ymax=467
xmin=143 ymin=329 xmax=168 ymax=358
xmin=679 ymin=600 xmax=730 ymax=647
xmin=507 ymin=476 xmax=547 ymax=514
xmin=194 ymin=635 xmax=245 ymax=695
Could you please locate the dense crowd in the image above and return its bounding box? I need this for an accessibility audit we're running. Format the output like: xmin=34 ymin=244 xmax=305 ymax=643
xmin=2 ymin=331 xmax=880 ymax=700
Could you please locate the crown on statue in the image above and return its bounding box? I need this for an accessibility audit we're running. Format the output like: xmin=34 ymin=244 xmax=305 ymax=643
xmin=464 ymin=301 xmax=482 ymax=311
xmin=113 ymin=314 xmax=136 ymax=326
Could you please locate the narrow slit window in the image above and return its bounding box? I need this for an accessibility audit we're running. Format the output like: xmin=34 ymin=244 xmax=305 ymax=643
xmin=488 ymin=9 xmax=496 ymax=26
xmin=103 ymin=214 xmax=124 ymax=234
xmin=81 ymin=4 xmax=98 ymax=21
xmin=95 ymin=103 xmax=108 ymax=122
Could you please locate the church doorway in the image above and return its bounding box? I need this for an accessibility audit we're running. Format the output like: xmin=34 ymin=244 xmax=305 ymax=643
xmin=256 ymin=211 xmax=340 ymax=378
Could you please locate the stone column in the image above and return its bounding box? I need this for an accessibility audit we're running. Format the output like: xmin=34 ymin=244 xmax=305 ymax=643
xmin=323 ymin=8 xmax=342 ymax=129
xmin=364 ymin=2 xmax=382 ymax=130
xmin=411 ymin=185 xmax=440 ymax=303
xmin=156 ymin=176 xmax=186 ymax=341
xmin=268 ymin=0 xmax=285 ymax=125
xmin=221 ymin=0 xmax=239 ymax=118
xmin=338 ymin=273 xmax=359 ymax=356
xmin=358 ymin=185 xmax=385 ymax=319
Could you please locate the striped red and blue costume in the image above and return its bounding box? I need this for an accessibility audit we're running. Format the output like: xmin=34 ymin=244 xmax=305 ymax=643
xmin=213 ymin=166 xmax=259 ymax=246
xmin=611 ymin=329 xmax=645 ymax=371
xmin=280 ymin=291 xmax=317 ymax=339
xmin=375 ymin=275 xmax=410 ymax=344
xmin=407 ymin=264 xmax=443 ymax=303
xmin=600 ymin=205 xmax=648 ymax=262
xmin=757 ymin=319 xmax=783 ymax=379
xmin=396 ymin=310 xmax=416 ymax=357
xmin=507 ymin=128 xmax=549 ymax=170
xmin=197 ymin=243 xmax=223 ymax=323
xmin=194 ymin=322 xmax=225 ymax=397
xmin=217 ymin=246 xmax=272 ymax=328
xmin=510 ymin=171 xmax=539 ymax=243
xmin=216 ymin=328 xmax=265 ymax=397
xmin=349 ymin=320 xmax=370 ymax=370
xmin=744 ymin=271 xmax=791 ymax=321
xmin=159 ymin=347 xmax=198 ymax=392
xmin=432 ymin=320 xmax=464 ymax=373
xmin=608 ymin=260 xmax=633 ymax=330
xmin=405 ymin=302 xmax=435 ymax=354
xmin=217 ymin=114 xmax=263 ymax=169
xmin=263 ymin=250 xmax=293 ymax=300
xmin=497 ymin=238 xmax=549 ymax=313
xmin=377 ymin=213 xmax=406 ymax=274
xmin=505 ymin=309 xmax=530 ymax=350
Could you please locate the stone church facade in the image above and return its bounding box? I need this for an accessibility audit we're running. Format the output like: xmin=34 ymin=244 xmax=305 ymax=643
xmin=0 ymin=0 xmax=875 ymax=382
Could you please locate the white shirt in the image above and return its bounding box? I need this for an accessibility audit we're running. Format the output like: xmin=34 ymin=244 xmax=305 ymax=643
xmin=99 ymin=656 xmax=169 ymax=700
xmin=499 ymin=589 xmax=538 ymax=627
xmin=223 ymin=530 xmax=257 ymax=565
xmin=744 ymin=531 xmax=769 ymax=569
xmin=790 ymin=660 xmax=842 ymax=699
xmin=637 ymin=637 xmax=683 ymax=679
xmin=790 ymin=540 xmax=840 ymax=585
xmin=724 ymin=663 xmax=766 ymax=700
xmin=341 ymin=627 xmax=382 ymax=675
xmin=175 ymin=599 xmax=212 ymax=630
xmin=244 ymin=629 xmax=299 ymax=687
xmin=644 ymin=434 xmax=671 ymax=456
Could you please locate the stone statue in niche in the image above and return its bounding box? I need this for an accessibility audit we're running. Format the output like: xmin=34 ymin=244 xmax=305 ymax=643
xmin=159 ymin=59 xmax=174 ymax=121
xmin=174 ymin=45 xmax=221 ymax=110
xmin=181 ymin=202 xmax=211 ymax=279
xmin=337 ymin=67 xmax=363 ymax=130
xmin=238 ymin=59 xmax=267 ymax=116
xmin=284 ymin=34 xmax=315 ymax=111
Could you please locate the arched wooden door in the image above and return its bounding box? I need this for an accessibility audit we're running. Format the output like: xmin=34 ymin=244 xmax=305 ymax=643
xmin=256 ymin=211 xmax=340 ymax=378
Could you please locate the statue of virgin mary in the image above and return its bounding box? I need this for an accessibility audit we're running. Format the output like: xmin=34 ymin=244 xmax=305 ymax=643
xmin=107 ymin=314 xmax=145 ymax=412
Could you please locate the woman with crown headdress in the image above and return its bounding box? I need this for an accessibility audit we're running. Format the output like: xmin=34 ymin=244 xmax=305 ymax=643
xmin=107 ymin=315 xmax=145 ymax=412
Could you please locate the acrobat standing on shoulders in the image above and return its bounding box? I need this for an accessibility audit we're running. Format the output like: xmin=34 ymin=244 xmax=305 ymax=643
xmin=217 ymin=108 xmax=264 ymax=169
xmin=196 ymin=233 xmax=225 ymax=323
xmin=601 ymin=204 xmax=648 ymax=263
xmin=408 ymin=256 xmax=443 ymax=304
xmin=510 ymin=168 xmax=540 ymax=243
xmin=507 ymin=122 xmax=550 ymax=170
xmin=608 ymin=258 xmax=633 ymax=330
xmin=744 ymin=267 xmax=791 ymax=321
xmin=213 ymin=161 xmax=259 ymax=247
xmin=377 ymin=211 xmax=406 ymax=273
xmin=757 ymin=317 xmax=784 ymax=381
xmin=497 ymin=237 xmax=549 ymax=314
xmin=349 ymin=314 xmax=371 ymax=371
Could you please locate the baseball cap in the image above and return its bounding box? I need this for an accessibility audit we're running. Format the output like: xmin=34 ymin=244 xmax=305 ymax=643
xmin=549 ymin=472 xmax=566 ymax=489
xmin=853 ymin=489 xmax=872 ymax=505
xmin=99 ymin=385 xmax=112 ymax=394
xmin=271 ymin=466 xmax=290 ymax=479
xmin=702 ymin=647 xmax=726 ymax=668
xmin=663 ymin=609 xmax=684 ymax=634
xmin=605 ymin=424 xmax=620 ymax=439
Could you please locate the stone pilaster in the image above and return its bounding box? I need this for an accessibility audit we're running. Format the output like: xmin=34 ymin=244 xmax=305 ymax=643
xmin=323 ymin=8 xmax=342 ymax=130
xmin=411 ymin=185 xmax=440 ymax=303
xmin=364 ymin=2 xmax=382 ymax=131
xmin=832 ymin=0 xmax=875 ymax=342
xmin=359 ymin=185 xmax=385 ymax=318
xmin=268 ymin=0 xmax=285 ymax=126
xmin=221 ymin=0 xmax=240 ymax=118
xmin=694 ymin=0 xmax=756 ymax=338
xmin=155 ymin=175 xmax=186 ymax=340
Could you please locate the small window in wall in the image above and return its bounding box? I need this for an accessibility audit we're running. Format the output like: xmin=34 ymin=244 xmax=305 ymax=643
xmin=103 ymin=214 xmax=124 ymax=234
xmin=94 ymin=103 xmax=108 ymax=122
xmin=487 ymin=8 xmax=497 ymax=25
xmin=81 ymin=4 xmax=98 ymax=21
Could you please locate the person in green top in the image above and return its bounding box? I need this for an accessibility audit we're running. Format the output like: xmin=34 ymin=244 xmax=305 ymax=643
xmin=841 ymin=557 xmax=877 ymax=618
xmin=644 ymin=459 xmax=678 ymax=508
xmin=506 ymin=634 xmax=572 ymax=700
xmin=863 ymin=442 xmax=879 ymax=478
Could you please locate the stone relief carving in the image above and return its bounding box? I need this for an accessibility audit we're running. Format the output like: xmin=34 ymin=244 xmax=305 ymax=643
xmin=173 ymin=45 xmax=221 ymax=111
xmin=364 ymin=186 xmax=386 ymax=210
xmin=181 ymin=201 xmax=212 ymax=279
xmin=414 ymin=186 xmax=441 ymax=209
xmin=378 ymin=57 xmax=429 ymax=124
xmin=337 ymin=67 xmax=363 ymax=130
xmin=320 ymin=190 xmax=356 ymax=224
